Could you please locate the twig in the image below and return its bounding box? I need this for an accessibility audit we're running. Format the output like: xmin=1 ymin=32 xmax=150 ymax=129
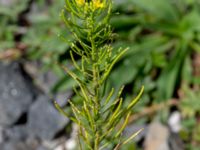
xmin=128 ymin=99 xmax=179 ymax=124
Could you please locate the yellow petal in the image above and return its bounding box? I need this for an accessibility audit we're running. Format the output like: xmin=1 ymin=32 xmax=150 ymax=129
xmin=93 ymin=0 xmax=104 ymax=9
xmin=76 ymin=0 xmax=85 ymax=6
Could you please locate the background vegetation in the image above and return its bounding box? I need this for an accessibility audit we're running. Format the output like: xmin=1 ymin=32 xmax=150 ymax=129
xmin=0 ymin=0 xmax=200 ymax=149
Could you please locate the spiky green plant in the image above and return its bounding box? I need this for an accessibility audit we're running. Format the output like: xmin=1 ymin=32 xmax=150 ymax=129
xmin=55 ymin=0 xmax=143 ymax=149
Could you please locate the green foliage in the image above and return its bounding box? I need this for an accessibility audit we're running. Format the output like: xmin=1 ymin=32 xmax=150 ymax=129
xmin=22 ymin=0 xmax=69 ymax=65
xmin=55 ymin=0 xmax=143 ymax=149
xmin=110 ymin=0 xmax=200 ymax=102
xmin=1 ymin=0 xmax=200 ymax=148
xmin=22 ymin=0 xmax=76 ymax=92
xmin=178 ymin=84 xmax=200 ymax=149
xmin=179 ymin=86 xmax=200 ymax=118
xmin=0 ymin=0 xmax=28 ymax=50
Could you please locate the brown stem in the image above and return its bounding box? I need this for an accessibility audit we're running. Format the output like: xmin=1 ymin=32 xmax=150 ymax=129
xmin=128 ymin=99 xmax=179 ymax=124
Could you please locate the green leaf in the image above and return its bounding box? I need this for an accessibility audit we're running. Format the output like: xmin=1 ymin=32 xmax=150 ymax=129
xmin=157 ymin=41 xmax=189 ymax=101
xmin=131 ymin=0 xmax=179 ymax=22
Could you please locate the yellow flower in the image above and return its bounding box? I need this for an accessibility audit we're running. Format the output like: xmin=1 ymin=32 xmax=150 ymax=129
xmin=93 ymin=0 xmax=104 ymax=9
xmin=76 ymin=0 xmax=85 ymax=6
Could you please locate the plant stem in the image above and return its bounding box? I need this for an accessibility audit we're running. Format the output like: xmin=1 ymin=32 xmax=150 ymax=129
xmin=59 ymin=1 xmax=143 ymax=149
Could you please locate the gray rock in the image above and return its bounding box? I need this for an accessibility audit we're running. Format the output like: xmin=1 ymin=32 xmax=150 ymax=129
xmin=24 ymin=62 xmax=59 ymax=94
xmin=123 ymin=124 xmax=147 ymax=142
xmin=55 ymin=91 xmax=72 ymax=107
xmin=0 ymin=0 xmax=16 ymax=6
xmin=168 ymin=111 xmax=182 ymax=133
xmin=0 ymin=139 xmax=39 ymax=150
xmin=4 ymin=125 xmax=28 ymax=141
xmin=169 ymin=133 xmax=185 ymax=150
xmin=36 ymin=146 xmax=49 ymax=150
xmin=27 ymin=95 xmax=69 ymax=140
xmin=0 ymin=126 xmax=3 ymax=143
xmin=42 ymin=136 xmax=67 ymax=150
xmin=0 ymin=62 xmax=34 ymax=126
xmin=26 ymin=137 xmax=40 ymax=150
xmin=0 ymin=141 xmax=28 ymax=150
xmin=144 ymin=122 xmax=170 ymax=150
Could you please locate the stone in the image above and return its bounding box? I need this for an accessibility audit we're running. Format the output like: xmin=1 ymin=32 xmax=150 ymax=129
xmin=41 ymin=136 xmax=67 ymax=150
xmin=26 ymin=137 xmax=40 ymax=150
xmin=64 ymin=139 xmax=76 ymax=150
xmin=0 ymin=141 xmax=28 ymax=150
xmin=169 ymin=133 xmax=185 ymax=150
xmin=4 ymin=125 xmax=28 ymax=141
xmin=24 ymin=62 xmax=59 ymax=94
xmin=168 ymin=111 xmax=182 ymax=133
xmin=0 ymin=139 xmax=39 ymax=150
xmin=64 ymin=124 xmax=78 ymax=150
xmin=144 ymin=122 xmax=170 ymax=150
xmin=123 ymin=124 xmax=147 ymax=142
xmin=0 ymin=0 xmax=15 ymax=6
xmin=55 ymin=91 xmax=72 ymax=107
xmin=0 ymin=62 xmax=34 ymax=126
xmin=27 ymin=95 xmax=69 ymax=140
xmin=36 ymin=146 xmax=49 ymax=150
xmin=0 ymin=126 xmax=3 ymax=144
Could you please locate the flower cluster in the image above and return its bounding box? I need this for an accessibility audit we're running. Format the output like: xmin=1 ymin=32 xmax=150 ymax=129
xmin=93 ymin=0 xmax=104 ymax=9
xmin=56 ymin=0 xmax=143 ymax=149
xmin=76 ymin=0 xmax=104 ymax=9
xmin=76 ymin=0 xmax=85 ymax=6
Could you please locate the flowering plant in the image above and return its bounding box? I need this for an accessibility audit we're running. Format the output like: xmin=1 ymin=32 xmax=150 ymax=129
xmin=55 ymin=0 xmax=143 ymax=149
